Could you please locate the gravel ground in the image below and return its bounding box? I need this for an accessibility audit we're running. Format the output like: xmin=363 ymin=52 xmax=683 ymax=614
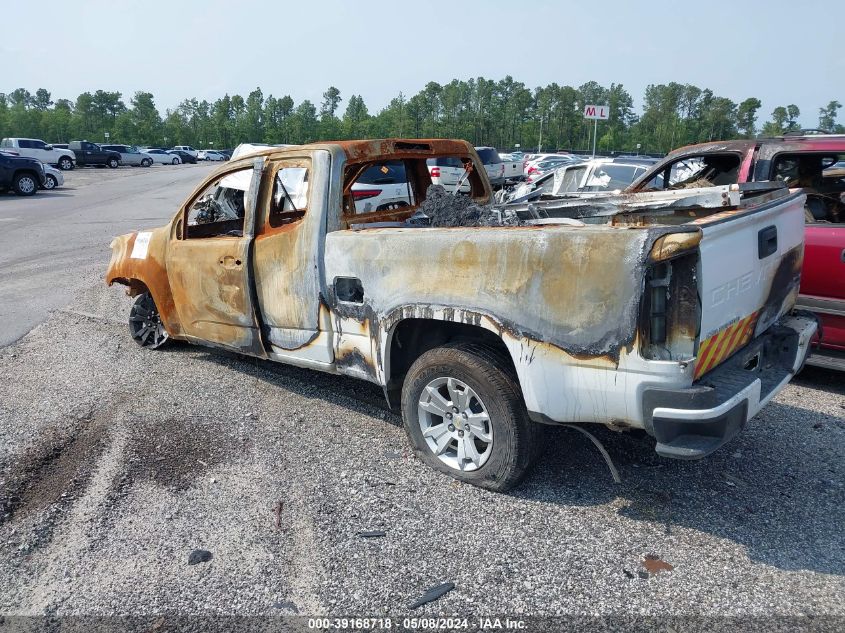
xmin=0 ymin=260 xmax=843 ymax=626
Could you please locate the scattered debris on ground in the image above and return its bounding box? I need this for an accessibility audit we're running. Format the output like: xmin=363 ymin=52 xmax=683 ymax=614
xmin=408 ymin=581 xmax=455 ymax=609
xmin=642 ymin=554 xmax=674 ymax=575
xmin=357 ymin=530 xmax=386 ymax=538
xmin=187 ymin=549 xmax=213 ymax=565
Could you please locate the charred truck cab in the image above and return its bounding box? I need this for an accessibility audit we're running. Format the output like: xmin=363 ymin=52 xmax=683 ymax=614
xmin=107 ymin=139 xmax=817 ymax=491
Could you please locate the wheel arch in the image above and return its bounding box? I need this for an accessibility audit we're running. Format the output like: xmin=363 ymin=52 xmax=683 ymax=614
xmin=108 ymin=276 xmax=149 ymax=298
xmin=380 ymin=310 xmax=519 ymax=409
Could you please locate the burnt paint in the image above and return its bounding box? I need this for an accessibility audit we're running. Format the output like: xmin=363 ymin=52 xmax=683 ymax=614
xmin=755 ymin=244 xmax=803 ymax=337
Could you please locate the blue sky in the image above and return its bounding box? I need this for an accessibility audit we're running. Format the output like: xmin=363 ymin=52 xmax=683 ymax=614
xmin=3 ymin=0 xmax=843 ymax=126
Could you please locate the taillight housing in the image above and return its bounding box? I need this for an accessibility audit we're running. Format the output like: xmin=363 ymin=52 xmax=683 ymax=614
xmin=352 ymin=189 xmax=382 ymax=200
xmin=640 ymin=252 xmax=700 ymax=362
xmin=430 ymin=167 xmax=441 ymax=178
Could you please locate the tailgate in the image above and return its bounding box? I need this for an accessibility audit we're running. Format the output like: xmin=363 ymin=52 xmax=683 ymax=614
xmin=694 ymin=192 xmax=806 ymax=379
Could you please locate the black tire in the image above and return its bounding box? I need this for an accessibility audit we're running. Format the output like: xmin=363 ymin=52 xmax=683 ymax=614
xmin=171 ymin=157 xmax=179 ymax=165
xmin=44 ymin=174 xmax=58 ymax=189
xmin=129 ymin=292 xmax=170 ymax=349
xmin=141 ymin=158 xmax=152 ymax=168
xmin=401 ymin=342 xmax=537 ymax=491
xmin=12 ymin=172 xmax=38 ymax=196
xmin=58 ymin=156 xmax=74 ymax=171
xmin=107 ymin=157 xmax=119 ymax=168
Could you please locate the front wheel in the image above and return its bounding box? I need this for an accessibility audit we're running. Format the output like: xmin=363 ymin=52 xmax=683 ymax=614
xmin=107 ymin=158 xmax=119 ymax=168
xmin=129 ymin=292 xmax=170 ymax=349
xmin=401 ymin=342 xmax=537 ymax=491
xmin=171 ymin=157 xmax=179 ymax=165
xmin=58 ymin=156 xmax=74 ymax=171
xmin=13 ymin=172 xmax=38 ymax=196
xmin=141 ymin=158 xmax=152 ymax=168
xmin=44 ymin=174 xmax=58 ymax=189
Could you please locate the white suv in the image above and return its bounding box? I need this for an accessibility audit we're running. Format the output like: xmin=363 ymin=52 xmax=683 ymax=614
xmin=426 ymin=156 xmax=471 ymax=193
xmin=172 ymin=145 xmax=198 ymax=158
xmin=0 ymin=138 xmax=76 ymax=170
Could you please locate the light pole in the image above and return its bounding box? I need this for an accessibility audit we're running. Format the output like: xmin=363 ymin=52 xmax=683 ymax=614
xmin=538 ymin=115 xmax=543 ymax=153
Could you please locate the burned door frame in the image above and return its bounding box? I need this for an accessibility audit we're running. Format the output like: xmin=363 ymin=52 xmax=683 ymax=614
xmin=164 ymin=158 xmax=267 ymax=356
xmin=253 ymin=150 xmax=335 ymax=366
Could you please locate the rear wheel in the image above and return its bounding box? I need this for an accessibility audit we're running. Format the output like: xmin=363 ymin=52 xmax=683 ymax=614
xmin=171 ymin=157 xmax=179 ymax=165
xmin=141 ymin=158 xmax=152 ymax=167
xmin=58 ymin=156 xmax=74 ymax=171
xmin=44 ymin=174 xmax=58 ymax=189
xmin=13 ymin=172 xmax=38 ymax=196
xmin=107 ymin=157 xmax=119 ymax=168
xmin=129 ymin=292 xmax=170 ymax=349
xmin=401 ymin=342 xmax=537 ymax=491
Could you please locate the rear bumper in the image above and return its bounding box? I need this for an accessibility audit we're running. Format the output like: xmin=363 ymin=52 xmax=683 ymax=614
xmin=642 ymin=312 xmax=818 ymax=459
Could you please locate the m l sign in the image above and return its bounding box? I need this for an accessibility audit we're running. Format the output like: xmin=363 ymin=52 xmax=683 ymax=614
xmin=583 ymin=104 xmax=610 ymax=120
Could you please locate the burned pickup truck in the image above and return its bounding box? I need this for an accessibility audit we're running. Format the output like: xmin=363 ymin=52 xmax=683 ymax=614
xmin=107 ymin=139 xmax=817 ymax=491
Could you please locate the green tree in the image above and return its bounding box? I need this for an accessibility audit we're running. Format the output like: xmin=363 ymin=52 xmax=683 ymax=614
xmin=320 ymin=86 xmax=342 ymax=118
xmin=819 ymin=100 xmax=842 ymax=131
xmin=736 ymin=97 xmax=762 ymax=138
xmin=290 ymin=100 xmax=318 ymax=143
xmin=342 ymin=94 xmax=369 ymax=139
xmin=129 ymin=91 xmax=163 ymax=145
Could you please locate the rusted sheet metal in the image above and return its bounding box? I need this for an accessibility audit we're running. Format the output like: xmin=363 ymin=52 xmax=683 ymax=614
xmin=650 ymin=232 xmax=702 ymax=261
xmin=331 ymin=138 xmax=475 ymax=162
xmin=323 ymin=223 xmax=683 ymax=373
xmin=106 ymin=227 xmax=182 ymax=337
xmin=252 ymin=151 xmax=330 ymax=359
xmin=627 ymin=141 xmax=757 ymax=192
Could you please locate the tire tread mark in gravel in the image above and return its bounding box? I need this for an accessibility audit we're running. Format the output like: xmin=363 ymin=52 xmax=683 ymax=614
xmin=0 ymin=409 xmax=111 ymax=531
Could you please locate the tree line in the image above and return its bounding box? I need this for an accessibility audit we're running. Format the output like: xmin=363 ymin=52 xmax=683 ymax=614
xmin=0 ymin=80 xmax=841 ymax=154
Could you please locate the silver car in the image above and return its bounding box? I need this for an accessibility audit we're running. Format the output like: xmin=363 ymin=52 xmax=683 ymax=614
xmin=100 ymin=144 xmax=154 ymax=167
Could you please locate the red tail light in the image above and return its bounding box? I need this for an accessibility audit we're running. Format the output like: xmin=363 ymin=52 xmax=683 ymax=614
xmin=430 ymin=167 xmax=441 ymax=178
xmin=352 ymin=189 xmax=382 ymax=200
xmin=527 ymin=165 xmax=538 ymax=174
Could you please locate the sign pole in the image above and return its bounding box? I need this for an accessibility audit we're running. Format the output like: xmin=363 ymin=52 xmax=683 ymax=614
xmin=583 ymin=104 xmax=608 ymax=159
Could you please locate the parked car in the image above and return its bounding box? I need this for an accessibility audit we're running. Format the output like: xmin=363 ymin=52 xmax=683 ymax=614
xmin=106 ymin=139 xmax=816 ymax=490
xmin=503 ymin=159 xmax=652 ymax=202
xmin=172 ymin=145 xmax=198 ymax=158
xmin=100 ymin=144 xmax=154 ymax=167
xmin=627 ymin=136 xmax=845 ymax=370
xmin=0 ymin=151 xmax=46 ymax=195
xmin=0 ymin=137 xmax=76 ymax=170
xmin=474 ymin=146 xmax=507 ymax=187
xmin=350 ymin=160 xmax=413 ymax=213
xmin=427 ymin=155 xmax=471 ymax=194
xmin=167 ymin=150 xmax=197 ymax=164
xmin=526 ymin=156 xmax=580 ymax=179
xmin=145 ymin=149 xmax=181 ymax=165
xmin=41 ymin=163 xmax=64 ymax=189
xmin=68 ymin=141 xmax=122 ymax=168
xmin=0 ymin=150 xmax=64 ymax=189
xmin=204 ymin=150 xmax=227 ymax=161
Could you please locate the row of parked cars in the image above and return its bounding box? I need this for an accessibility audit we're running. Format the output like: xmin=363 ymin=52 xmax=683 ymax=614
xmin=0 ymin=138 xmax=233 ymax=196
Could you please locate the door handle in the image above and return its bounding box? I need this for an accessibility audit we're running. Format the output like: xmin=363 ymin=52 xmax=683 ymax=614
xmin=219 ymin=255 xmax=242 ymax=268
xmin=841 ymin=249 xmax=845 ymax=264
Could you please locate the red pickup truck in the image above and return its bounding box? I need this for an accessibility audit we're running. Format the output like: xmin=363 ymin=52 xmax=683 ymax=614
xmin=627 ymin=136 xmax=845 ymax=370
